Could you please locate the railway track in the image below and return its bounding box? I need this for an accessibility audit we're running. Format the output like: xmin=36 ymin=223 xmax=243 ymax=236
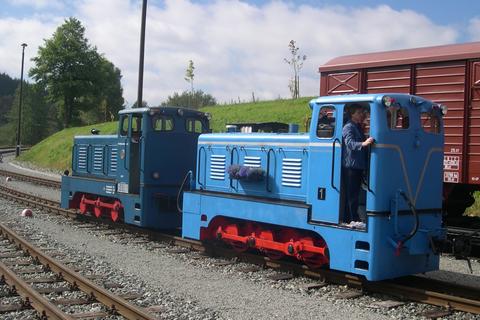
xmin=0 ymin=183 xmax=479 ymax=315
xmin=0 ymin=222 xmax=156 ymax=319
xmin=0 ymin=168 xmax=61 ymax=189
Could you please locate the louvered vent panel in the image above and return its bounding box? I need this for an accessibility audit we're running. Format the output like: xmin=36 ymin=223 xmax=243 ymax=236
xmin=77 ymin=146 xmax=88 ymax=170
xmin=282 ymin=158 xmax=302 ymax=187
xmin=93 ymin=146 xmax=104 ymax=171
xmin=110 ymin=147 xmax=118 ymax=173
xmin=244 ymin=156 xmax=261 ymax=168
xmin=210 ymin=155 xmax=226 ymax=180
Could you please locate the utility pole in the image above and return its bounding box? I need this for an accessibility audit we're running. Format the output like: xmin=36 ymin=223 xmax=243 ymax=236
xmin=16 ymin=43 xmax=27 ymax=157
xmin=136 ymin=0 xmax=147 ymax=109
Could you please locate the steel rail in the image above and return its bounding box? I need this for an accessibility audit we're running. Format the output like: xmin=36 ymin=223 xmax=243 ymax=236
xmin=0 ymin=261 xmax=75 ymax=320
xmin=0 ymin=222 xmax=156 ymax=320
xmin=0 ymin=184 xmax=479 ymax=315
xmin=0 ymin=169 xmax=61 ymax=188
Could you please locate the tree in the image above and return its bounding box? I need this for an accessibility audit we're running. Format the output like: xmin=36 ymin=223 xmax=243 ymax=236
xmin=8 ymin=82 xmax=52 ymax=145
xmin=284 ymin=40 xmax=306 ymax=99
xmin=162 ymin=90 xmax=216 ymax=109
xmin=185 ymin=60 xmax=195 ymax=94
xmin=0 ymin=73 xmax=19 ymax=125
xmin=29 ymin=17 xmax=124 ymax=128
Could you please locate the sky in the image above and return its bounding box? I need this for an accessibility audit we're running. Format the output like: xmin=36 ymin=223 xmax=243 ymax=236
xmin=1 ymin=0 xmax=480 ymax=107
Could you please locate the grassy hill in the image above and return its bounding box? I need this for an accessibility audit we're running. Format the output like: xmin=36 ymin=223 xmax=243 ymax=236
xmin=19 ymin=122 xmax=118 ymax=170
xmin=18 ymin=97 xmax=314 ymax=171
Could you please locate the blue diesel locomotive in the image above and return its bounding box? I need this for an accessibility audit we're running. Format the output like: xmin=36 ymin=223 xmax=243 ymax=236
xmin=61 ymin=107 xmax=210 ymax=228
xmin=61 ymin=93 xmax=446 ymax=281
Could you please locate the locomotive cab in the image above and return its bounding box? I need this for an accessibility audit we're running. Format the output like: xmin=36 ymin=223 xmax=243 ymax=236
xmin=61 ymin=107 xmax=210 ymax=229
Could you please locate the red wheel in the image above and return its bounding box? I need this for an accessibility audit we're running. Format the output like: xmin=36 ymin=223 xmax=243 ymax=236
xmin=93 ymin=198 xmax=102 ymax=218
xmin=223 ymin=224 xmax=248 ymax=252
xmin=298 ymin=236 xmax=329 ymax=269
xmin=79 ymin=195 xmax=88 ymax=214
xmin=111 ymin=201 xmax=122 ymax=222
xmin=257 ymin=228 xmax=284 ymax=260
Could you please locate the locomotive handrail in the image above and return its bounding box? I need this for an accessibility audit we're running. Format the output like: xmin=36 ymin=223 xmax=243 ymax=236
xmin=331 ymin=138 xmax=340 ymax=191
xmin=102 ymin=145 xmax=107 ymax=176
xmin=87 ymin=144 xmax=91 ymax=174
xmin=395 ymin=191 xmax=420 ymax=256
xmin=266 ymin=148 xmax=275 ymax=192
xmin=123 ymin=140 xmax=128 ymax=171
xmin=197 ymin=146 xmax=206 ymax=189
xmin=365 ymin=145 xmax=373 ymax=193
xmin=71 ymin=144 xmax=77 ymax=173
xmin=230 ymin=146 xmax=239 ymax=190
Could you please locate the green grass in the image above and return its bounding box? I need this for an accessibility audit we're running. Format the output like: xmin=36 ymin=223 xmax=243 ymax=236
xmin=18 ymin=122 xmax=118 ymax=171
xmin=17 ymin=97 xmax=314 ymax=171
xmin=465 ymin=192 xmax=480 ymax=216
xmin=201 ymin=97 xmax=314 ymax=133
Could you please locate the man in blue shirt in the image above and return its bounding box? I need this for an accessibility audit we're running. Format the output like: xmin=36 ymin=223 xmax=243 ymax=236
xmin=342 ymin=106 xmax=374 ymax=224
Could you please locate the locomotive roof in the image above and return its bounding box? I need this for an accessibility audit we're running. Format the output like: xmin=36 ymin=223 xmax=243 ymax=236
xmin=118 ymin=106 xmax=208 ymax=117
xmin=319 ymin=41 xmax=480 ymax=72
xmin=309 ymin=93 xmax=429 ymax=109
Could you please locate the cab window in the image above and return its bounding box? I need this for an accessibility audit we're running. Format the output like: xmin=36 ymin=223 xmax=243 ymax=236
xmin=421 ymin=111 xmax=441 ymax=134
xmin=386 ymin=106 xmax=409 ymax=130
xmin=132 ymin=114 xmax=142 ymax=134
xmin=186 ymin=118 xmax=205 ymax=133
xmin=152 ymin=115 xmax=174 ymax=131
xmin=120 ymin=116 xmax=128 ymax=136
xmin=316 ymin=106 xmax=335 ymax=138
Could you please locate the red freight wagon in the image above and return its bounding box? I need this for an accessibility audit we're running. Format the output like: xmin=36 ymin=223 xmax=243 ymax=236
xmin=319 ymin=42 xmax=480 ymax=216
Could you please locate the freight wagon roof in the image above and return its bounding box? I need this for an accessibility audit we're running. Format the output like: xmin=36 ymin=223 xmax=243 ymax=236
xmin=319 ymin=41 xmax=480 ymax=72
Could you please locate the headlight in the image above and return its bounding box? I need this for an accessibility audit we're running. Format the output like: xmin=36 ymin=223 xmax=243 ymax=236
xmin=382 ymin=95 xmax=395 ymax=107
xmin=440 ymin=104 xmax=448 ymax=116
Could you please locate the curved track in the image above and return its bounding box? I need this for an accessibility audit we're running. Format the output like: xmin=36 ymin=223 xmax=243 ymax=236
xmin=0 ymin=183 xmax=479 ymax=315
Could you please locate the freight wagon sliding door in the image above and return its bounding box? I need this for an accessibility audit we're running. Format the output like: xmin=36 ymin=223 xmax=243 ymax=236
xmin=468 ymin=61 xmax=480 ymax=184
xmin=415 ymin=61 xmax=467 ymax=184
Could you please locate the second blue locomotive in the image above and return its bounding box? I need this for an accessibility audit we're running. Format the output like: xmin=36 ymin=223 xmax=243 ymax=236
xmin=61 ymin=93 xmax=446 ymax=281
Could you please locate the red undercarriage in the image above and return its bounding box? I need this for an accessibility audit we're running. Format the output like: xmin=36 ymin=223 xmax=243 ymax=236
xmin=202 ymin=217 xmax=329 ymax=268
xmin=77 ymin=194 xmax=124 ymax=222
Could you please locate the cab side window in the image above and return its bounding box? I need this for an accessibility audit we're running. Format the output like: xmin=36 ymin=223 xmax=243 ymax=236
xmin=120 ymin=116 xmax=128 ymax=136
xmin=386 ymin=106 xmax=409 ymax=130
xmin=316 ymin=106 xmax=335 ymax=138
xmin=132 ymin=114 xmax=142 ymax=135
xmin=186 ymin=118 xmax=206 ymax=133
xmin=152 ymin=115 xmax=174 ymax=131
xmin=421 ymin=111 xmax=441 ymax=134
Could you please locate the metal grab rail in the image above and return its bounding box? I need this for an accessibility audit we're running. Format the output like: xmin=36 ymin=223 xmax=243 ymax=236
xmin=197 ymin=146 xmax=206 ymax=189
xmin=365 ymin=145 xmax=374 ymax=193
xmin=266 ymin=148 xmax=275 ymax=192
xmin=331 ymin=138 xmax=340 ymax=191
xmin=230 ymin=146 xmax=239 ymax=190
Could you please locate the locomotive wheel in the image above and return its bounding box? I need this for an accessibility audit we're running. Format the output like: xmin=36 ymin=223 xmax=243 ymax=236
xmin=79 ymin=195 xmax=88 ymax=214
xmin=256 ymin=228 xmax=284 ymax=260
xmin=298 ymin=236 xmax=328 ymax=269
xmin=93 ymin=198 xmax=103 ymax=218
xmin=222 ymin=223 xmax=248 ymax=252
xmin=111 ymin=201 xmax=122 ymax=222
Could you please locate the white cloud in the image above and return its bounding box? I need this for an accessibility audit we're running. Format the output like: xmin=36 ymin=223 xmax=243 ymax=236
xmin=7 ymin=0 xmax=65 ymax=10
xmin=0 ymin=1 xmax=459 ymax=106
xmin=0 ymin=17 xmax=60 ymax=79
xmin=468 ymin=17 xmax=480 ymax=40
